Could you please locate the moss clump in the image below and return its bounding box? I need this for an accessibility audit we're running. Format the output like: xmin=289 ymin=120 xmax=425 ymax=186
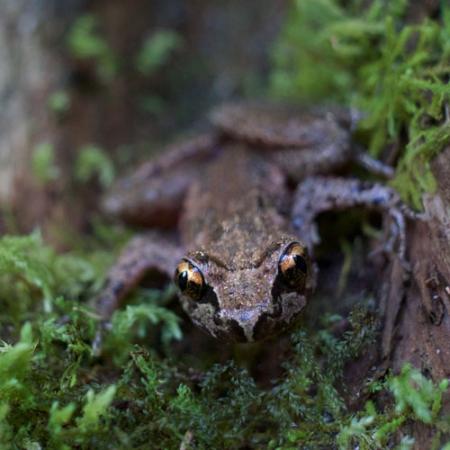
xmin=271 ymin=0 xmax=450 ymax=209
xmin=0 ymin=233 xmax=448 ymax=448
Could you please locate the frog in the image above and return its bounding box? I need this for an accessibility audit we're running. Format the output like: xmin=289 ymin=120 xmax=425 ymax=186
xmin=95 ymin=102 xmax=415 ymax=343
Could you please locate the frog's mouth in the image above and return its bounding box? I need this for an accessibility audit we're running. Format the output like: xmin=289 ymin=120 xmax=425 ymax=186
xmin=217 ymin=291 xmax=307 ymax=342
xmin=176 ymin=240 xmax=313 ymax=342
xmin=218 ymin=304 xmax=271 ymax=342
xmin=180 ymin=286 xmax=308 ymax=343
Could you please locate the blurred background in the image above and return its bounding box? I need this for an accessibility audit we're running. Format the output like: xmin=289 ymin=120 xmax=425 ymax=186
xmin=0 ymin=0 xmax=288 ymax=246
xmin=0 ymin=0 xmax=444 ymax=249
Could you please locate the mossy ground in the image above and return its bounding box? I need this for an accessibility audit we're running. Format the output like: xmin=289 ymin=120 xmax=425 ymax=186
xmin=0 ymin=234 xmax=449 ymax=449
xmin=1 ymin=1 xmax=450 ymax=449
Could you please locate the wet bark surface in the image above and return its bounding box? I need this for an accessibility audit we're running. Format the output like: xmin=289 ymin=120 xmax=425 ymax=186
xmin=381 ymin=148 xmax=450 ymax=379
xmin=378 ymin=148 xmax=450 ymax=447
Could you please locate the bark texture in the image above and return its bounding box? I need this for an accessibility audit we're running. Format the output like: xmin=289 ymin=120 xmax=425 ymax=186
xmin=0 ymin=1 xmax=82 ymax=235
xmin=381 ymin=148 xmax=450 ymax=378
xmin=379 ymin=148 xmax=450 ymax=448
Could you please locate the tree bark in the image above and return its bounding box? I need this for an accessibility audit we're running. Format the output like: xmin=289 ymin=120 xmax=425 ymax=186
xmin=379 ymin=148 xmax=450 ymax=447
xmin=381 ymin=148 xmax=450 ymax=379
xmin=0 ymin=2 xmax=64 ymax=226
xmin=0 ymin=0 xmax=286 ymax=247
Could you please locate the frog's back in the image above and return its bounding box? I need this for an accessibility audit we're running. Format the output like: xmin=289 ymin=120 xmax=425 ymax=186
xmin=180 ymin=145 xmax=290 ymax=269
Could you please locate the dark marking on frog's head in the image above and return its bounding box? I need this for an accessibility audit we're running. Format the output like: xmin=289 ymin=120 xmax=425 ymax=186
xmin=174 ymin=239 xmax=314 ymax=342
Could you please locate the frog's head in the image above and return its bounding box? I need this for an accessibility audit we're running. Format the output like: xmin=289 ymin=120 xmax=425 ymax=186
xmin=174 ymin=239 xmax=315 ymax=342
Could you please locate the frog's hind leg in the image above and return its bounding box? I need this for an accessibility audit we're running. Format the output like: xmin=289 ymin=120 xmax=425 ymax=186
xmin=92 ymin=233 xmax=183 ymax=353
xmin=291 ymin=177 xmax=420 ymax=268
xmin=270 ymin=143 xmax=353 ymax=181
xmin=102 ymin=133 xmax=218 ymax=227
xmin=210 ymin=102 xmax=356 ymax=180
xmin=271 ymin=144 xmax=396 ymax=182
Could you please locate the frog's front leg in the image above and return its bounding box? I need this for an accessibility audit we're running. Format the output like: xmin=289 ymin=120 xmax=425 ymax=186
xmin=291 ymin=177 xmax=417 ymax=265
xmin=92 ymin=232 xmax=183 ymax=354
xmin=95 ymin=232 xmax=183 ymax=320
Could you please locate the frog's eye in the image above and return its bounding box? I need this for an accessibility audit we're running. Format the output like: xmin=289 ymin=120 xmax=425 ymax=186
xmin=174 ymin=259 xmax=205 ymax=301
xmin=278 ymin=242 xmax=309 ymax=288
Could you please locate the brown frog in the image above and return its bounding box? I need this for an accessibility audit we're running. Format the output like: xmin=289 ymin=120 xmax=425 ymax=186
xmin=95 ymin=102 xmax=414 ymax=343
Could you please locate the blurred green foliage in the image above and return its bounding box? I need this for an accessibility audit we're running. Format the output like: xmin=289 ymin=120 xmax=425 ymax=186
xmin=48 ymin=90 xmax=71 ymax=115
xmin=271 ymin=0 xmax=450 ymax=208
xmin=135 ymin=29 xmax=183 ymax=116
xmin=67 ymin=15 xmax=183 ymax=118
xmin=32 ymin=143 xmax=60 ymax=185
xmin=67 ymin=14 xmax=118 ymax=82
xmin=75 ymin=145 xmax=115 ymax=188
xmin=135 ymin=30 xmax=183 ymax=76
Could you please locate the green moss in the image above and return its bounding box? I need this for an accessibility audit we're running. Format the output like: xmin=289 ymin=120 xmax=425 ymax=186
xmin=270 ymin=0 xmax=450 ymax=209
xmin=0 ymin=233 xmax=446 ymax=448
xmin=336 ymin=364 xmax=450 ymax=449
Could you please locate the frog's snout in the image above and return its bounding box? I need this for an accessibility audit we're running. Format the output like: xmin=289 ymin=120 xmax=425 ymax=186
xmin=220 ymin=304 xmax=268 ymax=326
xmin=217 ymin=300 xmax=278 ymax=342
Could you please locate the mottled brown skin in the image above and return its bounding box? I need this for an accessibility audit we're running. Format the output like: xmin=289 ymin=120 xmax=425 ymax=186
xmin=177 ymin=147 xmax=315 ymax=341
xmin=95 ymin=102 xmax=412 ymax=343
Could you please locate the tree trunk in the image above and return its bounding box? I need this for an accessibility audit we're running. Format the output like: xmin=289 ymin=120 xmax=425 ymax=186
xmin=0 ymin=0 xmax=154 ymax=245
xmin=380 ymin=148 xmax=450 ymax=447
xmin=0 ymin=1 xmax=82 ymax=236
xmin=0 ymin=0 xmax=286 ymax=247
xmin=382 ymin=148 xmax=450 ymax=378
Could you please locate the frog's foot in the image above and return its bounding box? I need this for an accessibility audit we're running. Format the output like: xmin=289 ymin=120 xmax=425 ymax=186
xmin=291 ymin=177 xmax=422 ymax=269
xmin=354 ymin=152 xmax=395 ymax=179
xmin=92 ymin=232 xmax=183 ymax=356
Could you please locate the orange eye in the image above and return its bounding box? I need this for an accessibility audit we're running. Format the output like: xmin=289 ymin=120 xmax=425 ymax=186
xmin=174 ymin=259 xmax=205 ymax=301
xmin=278 ymin=242 xmax=309 ymax=288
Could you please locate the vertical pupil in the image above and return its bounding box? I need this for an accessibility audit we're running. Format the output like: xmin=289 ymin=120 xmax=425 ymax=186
xmin=178 ymin=271 xmax=188 ymax=291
